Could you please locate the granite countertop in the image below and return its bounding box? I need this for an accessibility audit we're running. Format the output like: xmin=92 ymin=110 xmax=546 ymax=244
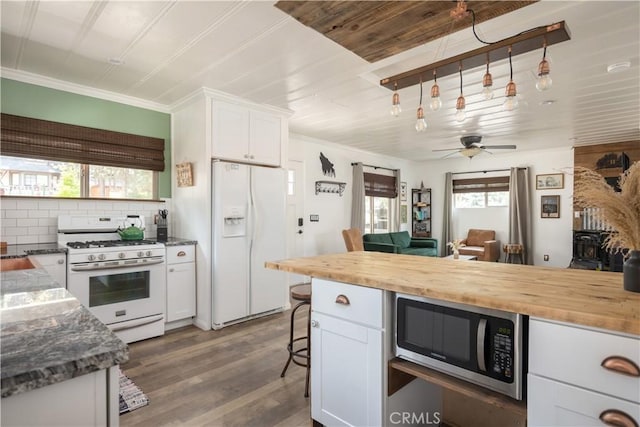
xmin=1 ymin=243 xmax=67 ymax=258
xmin=157 ymin=237 xmax=198 ymax=246
xmin=0 ymin=268 xmax=129 ymax=398
xmin=266 ymin=251 xmax=640 ymax=335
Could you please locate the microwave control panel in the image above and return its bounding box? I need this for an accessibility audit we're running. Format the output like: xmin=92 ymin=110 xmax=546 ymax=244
xmin=489 ymin=320 xmax=515 ymax=382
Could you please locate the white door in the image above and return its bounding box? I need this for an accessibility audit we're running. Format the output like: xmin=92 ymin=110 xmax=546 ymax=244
xmin=311 ymin=312 xmax=383 ymax=427
xmin=286 ymin=160 xmax=306 ymax=287
xmin=249 ymin=166 xmax=287 ymax=315
xmin=212 ymin=161 xmax=249 ymax=327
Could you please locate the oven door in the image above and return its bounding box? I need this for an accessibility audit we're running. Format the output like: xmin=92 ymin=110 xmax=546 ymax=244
xmin=67 ymin=262 xmax=165 ymax=325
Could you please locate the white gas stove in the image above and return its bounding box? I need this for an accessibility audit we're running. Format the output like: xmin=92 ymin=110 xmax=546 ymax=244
xmin=58 ymin=214 xmax=166 ymax=344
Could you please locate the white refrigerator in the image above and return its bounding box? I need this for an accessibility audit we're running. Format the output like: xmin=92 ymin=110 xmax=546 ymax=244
xmin=211 ymin=160 xmax=287 ymax=329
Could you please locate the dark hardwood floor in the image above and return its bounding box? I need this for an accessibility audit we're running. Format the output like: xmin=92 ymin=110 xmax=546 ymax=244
xmin=120 ymin=309 xmax=311 ymax=426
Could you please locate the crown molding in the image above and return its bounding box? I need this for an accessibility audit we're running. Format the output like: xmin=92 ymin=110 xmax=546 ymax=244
xmin=1 ymin=68 xmax=170 ymax=113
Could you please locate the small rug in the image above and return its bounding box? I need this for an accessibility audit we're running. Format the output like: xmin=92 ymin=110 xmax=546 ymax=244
xmin=119 ymin=367 xmax=149 ymax=415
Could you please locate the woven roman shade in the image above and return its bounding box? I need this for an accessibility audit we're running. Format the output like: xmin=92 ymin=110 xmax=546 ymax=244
xmin=0 ymin=113 xmax=165 ymax=171
xmin=453 ymin=176 xmax=510 ymax=193
xmin=364 ymin=172 xmax=397 ymax=198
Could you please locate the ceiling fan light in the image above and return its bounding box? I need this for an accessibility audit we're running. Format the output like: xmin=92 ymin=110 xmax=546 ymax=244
xmin=430 ymin=83 xmax=442 ymax=111
xmin=461 ymin=147 xmax=482 ymax=158
xmin=415 ymin=106 xmax=427 ymax=132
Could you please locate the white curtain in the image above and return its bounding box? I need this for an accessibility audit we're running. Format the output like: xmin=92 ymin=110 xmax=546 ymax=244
xmin=442 ymin=172 xmax=453 ymax=256
xmin=509 ymin=167 xmax=532 ymax=264
xmin=392 ymin=169 xmax=401 ymax=232
xmin=350 ymin=163 xmax=366 ymax=232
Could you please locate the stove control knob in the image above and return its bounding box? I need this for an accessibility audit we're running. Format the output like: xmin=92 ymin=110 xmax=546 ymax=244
xmin=137 ymin=251 xmax=145 ymax=257
xmin=98 ymin=254 xmax=106 ymax=261
xmin=118 ymin=252 xmax=126 ymax=259
xmin=146 ymin=250 xmax=152 ymax=257
xmin=87 ymin=254 xmax=96 ymax=261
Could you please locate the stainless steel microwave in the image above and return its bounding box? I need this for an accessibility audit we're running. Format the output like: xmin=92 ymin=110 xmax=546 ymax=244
xmin=395 ymin=293 xmax=527 ymax=400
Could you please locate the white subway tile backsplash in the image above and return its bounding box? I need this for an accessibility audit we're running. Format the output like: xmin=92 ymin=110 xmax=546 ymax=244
xmin=28 ymin=210 xmax=50 ymax=219
xmin=58 ymin=200 xmax=78 ymax=210
xmin=6 ymin=210 xmax=28 ymax=219
xmin=94 ymin=202 xmax=114 ymax=211
xmin=17 ymin=235 xmax=38 ymax=244
xmin=3 ymin=236 xmax=17 ymax=244
xmin=2 ymin=218 xmax=17 ymax=227
xmin=1 ymin=200 xmax=17 ymax=210
xmin=5 ymin=227 xmax=27 ymax=236
xmin=39 ymin=218 xmax=56 ymax=226
xmin=29 ymin=226 xmax=49 ymax=235
xmin=18 ymin=218 xmax=39 ymax=227
xmin=38 ymin=200 xmax=59 ymax=210
xmin=16 ymin=200 xmax=39 ymax=210
xmin=77 ymin=201 xmax=96 ymax=211
xmin=39 ymin=235 xmax=57 ymax=243
xmin=48 ymin=226 xmax=58 ymax=234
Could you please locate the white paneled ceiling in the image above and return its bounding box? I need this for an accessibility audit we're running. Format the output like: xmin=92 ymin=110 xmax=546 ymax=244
xmin=1 ymin=1 xmax=638 ymax=160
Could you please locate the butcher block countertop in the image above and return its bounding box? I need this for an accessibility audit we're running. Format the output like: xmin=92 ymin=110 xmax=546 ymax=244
xmin=266 ymin=251 xmax=640 ymax=336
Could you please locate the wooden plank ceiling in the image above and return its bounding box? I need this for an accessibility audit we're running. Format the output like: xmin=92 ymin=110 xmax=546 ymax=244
xmin=275 ymin=1 xmax=537 ymax=63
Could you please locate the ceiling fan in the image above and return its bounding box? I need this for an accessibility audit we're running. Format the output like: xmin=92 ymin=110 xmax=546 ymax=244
xmin=433 ymin=135 xmax=517 ymax=159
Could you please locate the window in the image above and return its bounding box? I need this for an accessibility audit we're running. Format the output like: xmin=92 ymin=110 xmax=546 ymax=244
xmin=364 ymin=171 xmax=397 ymax=234
xmin=0 ymin=113 xmax=163 ymax=199
xmin=453 ymin=176 xmax=509 ymax=208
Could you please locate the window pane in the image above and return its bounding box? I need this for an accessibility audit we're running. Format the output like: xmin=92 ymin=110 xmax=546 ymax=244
xmin=0 ymin=156 xmax=80 ymax=197
xmin=365 ymin=196 xmax=372 ymax=233
xmin=89 ymin=165 xmax=153 ymax=199
xmin=487 ymin=191 xmax=509 ymax=207
xmin=454 ymin=192 xmax=486 ymax=208
xmin=373 ymin=197 xmax=389 ymax=233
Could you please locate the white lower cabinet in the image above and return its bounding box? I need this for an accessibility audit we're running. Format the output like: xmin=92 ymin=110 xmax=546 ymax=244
xmin=166 ymin=245 xmax=196 ymax=322
xmin=29 ymin=253 xmax=66 ymax=287
xmin=528 ymin=318 xmax=640 ymax=427
xmin=311 ymin=311 xmax=383 ymax=426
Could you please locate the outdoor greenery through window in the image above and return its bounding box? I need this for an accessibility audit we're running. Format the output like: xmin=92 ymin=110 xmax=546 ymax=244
xmin=453 ymin=176 xmax=509 ymax=208
xmin=365 ymin=196 xmax=391 ymax=234
xmin=0 ymin=156 xmax=155 ymax=199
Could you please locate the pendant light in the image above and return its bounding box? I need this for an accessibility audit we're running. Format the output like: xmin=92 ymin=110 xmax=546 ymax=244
xmin=536 ymin=39 xmax=552 ymax=91
xmin=390 ymin=82 xmax=401 ymax=116
xmin=503 ymin=47 xmax=519 ymax=111
xmin=430 ymin=70 xmax=442 ymax=111
xmin=415 ymin=79 xmax=427 ymax=132
xmin=455 ymin=63 xmax=466 ymax=122
xmin=481 ymin=53 xmax=494 ymax=100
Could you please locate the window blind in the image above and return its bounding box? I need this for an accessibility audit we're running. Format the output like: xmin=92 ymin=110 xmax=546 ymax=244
xmin=0 ymin=113 xmax=165 ymax=171
xmin=453 ymin=176 xmax=510 ymax=193
xmin=364 ymin=172 xmax=397 ymax=198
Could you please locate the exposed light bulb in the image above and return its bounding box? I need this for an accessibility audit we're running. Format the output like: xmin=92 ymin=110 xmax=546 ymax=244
xmin=455 ymin=95 xmax=466 ymax=122
xmin=536 ymin=43 xmax=552 ymax=92
xmin=503 ymin=80 xmax=519 ymax=111
xmin=415 ymin=106 xmax=427 ymax=132
xmin=390 ymin=83 xmax=401 ymax=116
xmin=482 ymin=73 xmax=494 ymax=100
xmin=430 ymin=83 xmax=442 ymax=111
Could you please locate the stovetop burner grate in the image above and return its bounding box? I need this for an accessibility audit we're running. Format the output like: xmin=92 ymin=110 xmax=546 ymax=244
xmin=67 ymin=239 xmax=158 ymax=249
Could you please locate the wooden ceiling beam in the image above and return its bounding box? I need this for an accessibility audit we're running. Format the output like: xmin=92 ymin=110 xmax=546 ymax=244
xmin=380 ymin=21 xmax=571 ymax=91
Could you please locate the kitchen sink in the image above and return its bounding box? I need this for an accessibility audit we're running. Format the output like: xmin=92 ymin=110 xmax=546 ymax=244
xmin=0 ymin=257 xmax=35 ymax=272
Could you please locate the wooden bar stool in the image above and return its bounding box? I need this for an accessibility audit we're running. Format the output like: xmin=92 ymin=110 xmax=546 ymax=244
xmin=503 ymin=243 xmax=524 ymax=264
xmin=280 ymin=283 xmax=312 ymax=397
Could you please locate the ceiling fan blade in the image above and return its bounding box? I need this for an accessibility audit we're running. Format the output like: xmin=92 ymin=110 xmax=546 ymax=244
xmin=432 ymin=148 xmax=460 ymax=152
xmin=483 ymin=145 xmax=517 ymax=149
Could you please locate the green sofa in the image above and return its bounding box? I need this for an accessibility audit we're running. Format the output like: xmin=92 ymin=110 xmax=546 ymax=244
xmin=362 ymin=231 xmax=438 ymax=257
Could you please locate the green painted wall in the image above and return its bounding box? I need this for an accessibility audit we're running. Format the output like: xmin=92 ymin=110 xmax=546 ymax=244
xmin=0 ymin=78 xmax=172 ymax=198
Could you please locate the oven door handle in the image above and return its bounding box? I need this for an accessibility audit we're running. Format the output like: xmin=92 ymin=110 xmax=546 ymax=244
xmin=108 ymin=314 xmax=164 ymax=332
xmin=477 ymin=318 xmax=487 ymax=372
xmin=70 ymin=257 xmax=165 ymax=271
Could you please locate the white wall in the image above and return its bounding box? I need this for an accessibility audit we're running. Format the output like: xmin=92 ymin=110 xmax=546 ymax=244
xmin=289 ymin=134 xmax=420 ymax=256
xmin=418 ymin=146 xmax=574 ymax=267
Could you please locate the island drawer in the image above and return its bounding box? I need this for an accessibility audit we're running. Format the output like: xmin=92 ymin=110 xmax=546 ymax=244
xmin=166 ymin=245 xmax=195 ymax=264
xmin=312 ymin=279 xmax=383 ymax=329
xmin=529 ymin=318 xmax=640 ymax=403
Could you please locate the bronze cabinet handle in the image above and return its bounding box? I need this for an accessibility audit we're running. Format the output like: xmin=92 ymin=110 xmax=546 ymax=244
xmin=335 ymin=294 xmax=350 ymax=305
xmin=601 ymin=356 xmax=640 ymax=377
xmin=599 ymin=409 xmax=638 ymax=427
xmin=177 ymin=251 xmax=186 ymax=257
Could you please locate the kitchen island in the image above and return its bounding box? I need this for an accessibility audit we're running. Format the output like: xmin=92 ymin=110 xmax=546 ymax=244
xmin=1 ymin=264 xmax=129 ymax=426
xmin=266 ymin=251 xmax=640 ymax=426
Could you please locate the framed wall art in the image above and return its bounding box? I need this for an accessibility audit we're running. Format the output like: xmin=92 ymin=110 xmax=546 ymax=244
xmin=176 ymin=162 xmax=193 ymax=187
xmin=536 ymin=173 xmax=564 ymax=190
xmin=400 ymin=182 xmax=407 ymax=202
xmin=541 ymin=195 xmax=560 ymax=218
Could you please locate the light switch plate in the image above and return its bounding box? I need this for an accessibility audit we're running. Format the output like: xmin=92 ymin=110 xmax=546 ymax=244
xmin=310 ymin=214 xmax=319 ymax=222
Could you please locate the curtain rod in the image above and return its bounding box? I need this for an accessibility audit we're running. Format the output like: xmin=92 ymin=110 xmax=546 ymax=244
xmin=451 ymin=167 xmax=527 ymax=175
xmin=351 ymin=162 xmax=398 ymax=172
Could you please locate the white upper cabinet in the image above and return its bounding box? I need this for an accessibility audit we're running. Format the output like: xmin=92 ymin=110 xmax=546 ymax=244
xmin=212 ymin=99 xmax=282 ymax=167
